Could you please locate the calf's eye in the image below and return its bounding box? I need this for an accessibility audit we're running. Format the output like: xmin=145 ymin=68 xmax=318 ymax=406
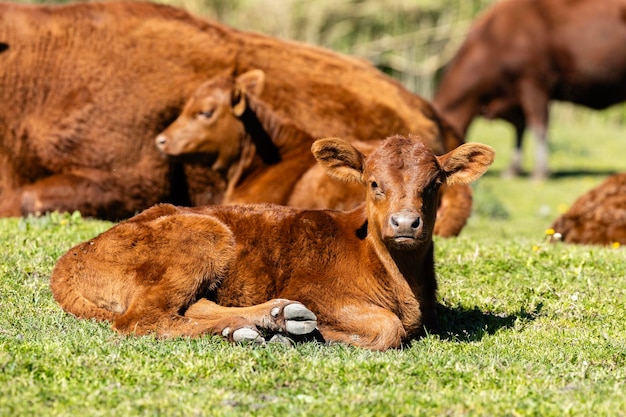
xmin=370 ymin=181 xmax=385 ymax=197
xmin=198 ymin=109 xmax=215 ymax=119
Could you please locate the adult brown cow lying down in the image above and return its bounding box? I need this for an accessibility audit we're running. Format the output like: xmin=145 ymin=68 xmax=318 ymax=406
xmin=156 ymin=69 xmax=472 ymax=237
xmin=550 ymin=173 xmax=626 ymax=246
xmin=50 ymin=135 xmax=495 ymax=351
xmin=0 ymin=1 xmax=461 ymax=221
xmin=434 ymin=0 xmax=626 ymax=179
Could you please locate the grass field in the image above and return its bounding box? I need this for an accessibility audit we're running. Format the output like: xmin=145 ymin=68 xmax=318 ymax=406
xmin=1 ymin=109 xmax=626 ymax=416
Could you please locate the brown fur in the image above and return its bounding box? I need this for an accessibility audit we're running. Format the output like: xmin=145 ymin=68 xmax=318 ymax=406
xmin=157 ymin=70 xmax=473 ymax=236
xmin=434 ymin=0 xmax=626 ymax=179
xmin=550 ymin=173 xmax=626 ymax=245
xmin=0 ymin=1 xmax=461 ymax=220
xmin=50 ymin=135 xmax=495 ymax=351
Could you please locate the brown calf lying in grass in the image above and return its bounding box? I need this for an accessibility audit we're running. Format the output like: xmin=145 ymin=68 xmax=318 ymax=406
xmin=51 ymin=135 xmax=494 ymax=350
xmin=156 ymin=70 xmax=475 ymax=237
xmin=550 ymin=173 xmax=626 ymax=245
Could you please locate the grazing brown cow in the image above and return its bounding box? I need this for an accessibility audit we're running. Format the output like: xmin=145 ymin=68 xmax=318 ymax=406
xmin=156 ymin=69 xmax=474 ymax=237
xmin=0 ymin=1 xmax=461 ymax=220
xmin=550 ymin=173 xmax=626 ymax=245
xmin=50 ymin=135 xmax=495 ymax=350
xmin=434 ymin=0 xmax=626 ymax=179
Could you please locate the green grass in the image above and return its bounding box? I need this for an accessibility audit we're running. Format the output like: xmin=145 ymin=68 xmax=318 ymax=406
xmin=2 ymin=110 xmax=626 ymax=416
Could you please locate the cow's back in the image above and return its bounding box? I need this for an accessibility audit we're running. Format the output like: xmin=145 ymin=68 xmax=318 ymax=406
xmin=0 ymin=1 xmax=236 ymax=176
xmin=234 ymin=32 xmax=457 ymax=154
xmin=546 ymin=0 xmax=626 ymax=106
xmin=442 ymin=0 xmax=626 ymax=108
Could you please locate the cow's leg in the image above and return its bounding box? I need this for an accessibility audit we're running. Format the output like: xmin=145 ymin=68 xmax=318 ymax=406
xmin=519 ymin=78 xmax=550 ymax=180
xmin=184 ymin=298 xmax=318 ymax=343
xmin=0 ymin=152 xmax=23 ymax=216
xmin=531 ymin=123 xmax=550 ymax=180
xmin=504 ymin=122 xmax=526 ymax=178
xmin=21 ymin=174 xmax=89 ymax=215
xmin=20 ymin=167 xmax=168 ymax=220
xmin=0 ymin=187 xmax=21 ymax=216
xmin=316 ymin=305 xmax=407 ymax=351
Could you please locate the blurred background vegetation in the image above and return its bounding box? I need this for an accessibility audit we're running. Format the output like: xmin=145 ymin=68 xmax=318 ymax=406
xmin=15 ymin=0 xmax=626 ymax=125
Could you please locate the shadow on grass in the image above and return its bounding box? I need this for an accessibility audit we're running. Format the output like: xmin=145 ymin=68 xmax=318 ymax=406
xmin=549 ymin=169 xmax=621 ymax=179
xmin=483 ymin=167 xmax=619 ymax=179
xmin=285 ymin=304 xmax=540 ymax=348
xmin=433 ymin=304 xmax=539 ymax=342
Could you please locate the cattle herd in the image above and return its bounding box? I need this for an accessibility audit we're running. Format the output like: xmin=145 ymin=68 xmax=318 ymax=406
xmin=1 ymin=0 xmax=625 ymax=349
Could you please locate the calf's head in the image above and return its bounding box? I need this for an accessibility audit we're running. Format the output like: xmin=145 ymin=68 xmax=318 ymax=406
xmin=155 ymin=69 xmax=265 ymax=169
xmin=313 ymin=135 xmax=494 ymax=250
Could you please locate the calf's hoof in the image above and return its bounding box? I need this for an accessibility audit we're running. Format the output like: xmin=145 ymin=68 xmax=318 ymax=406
xmin=222 ymin=326 xmax=266 ymax=345
xmin=271 ymin=303 xmax=317 ymax=336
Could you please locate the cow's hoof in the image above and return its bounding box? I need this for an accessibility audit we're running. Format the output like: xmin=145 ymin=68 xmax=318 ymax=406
xmin=271 ymin=303 xmax=317 ymax=335
xmin=531 ymin=171 xmax=550 ymax=181
xmin=21 ymin=190 xmax=43 ymax=215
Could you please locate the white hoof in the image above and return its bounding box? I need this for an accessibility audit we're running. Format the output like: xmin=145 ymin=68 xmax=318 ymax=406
xmin=232 ymin=327 xmax=265 ymax=344
xmin=283 ymin=304 xmax=317 ymax=335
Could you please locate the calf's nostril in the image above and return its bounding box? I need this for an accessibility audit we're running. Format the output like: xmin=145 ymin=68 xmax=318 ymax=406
xmin=390 ymin=216 xmax=400 ymax=228
xmin=156 ymin=135 xmax=167 ymax=146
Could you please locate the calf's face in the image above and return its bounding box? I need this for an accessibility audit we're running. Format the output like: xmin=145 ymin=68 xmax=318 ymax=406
xmin=155 ymin=70 xmax=265 ymax=169
xmin=365 ymin=137 xmax=442 ymax=249
xmin=313 ymin=135 xmax=495 ymax=250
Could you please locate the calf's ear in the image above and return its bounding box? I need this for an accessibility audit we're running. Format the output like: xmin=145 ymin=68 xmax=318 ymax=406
xmin=438 ymin=143 xmax=495 ymax=185
xmin=232 ymin=70 xmax=265 ymax=117
xmin=236 ymin=69 xmax=265 ymax=97
xmin=312 ymin=137 xmax=366 ymax=184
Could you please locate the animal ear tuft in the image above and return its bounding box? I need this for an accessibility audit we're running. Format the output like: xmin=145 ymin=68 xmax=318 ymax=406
xmin=312 ymin=138 xmax=366 ymax=184
xmin=231 ymin=86 xmax=247 ymax=117
xmin=438 ymin=143 xmax=495 ymax=185
xmin=236 ymin=69 xmax=265 ymax=97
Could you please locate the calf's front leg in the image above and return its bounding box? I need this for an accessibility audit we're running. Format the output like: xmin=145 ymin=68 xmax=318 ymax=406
xmin=184 ymin=299 xmax=318 ymax=344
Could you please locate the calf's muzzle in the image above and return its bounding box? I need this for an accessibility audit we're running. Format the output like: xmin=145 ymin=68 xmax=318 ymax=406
xmin=388 ymin=210 xmax=422 ymax=241
xmin=155 ymin=134 xmax=168 ymax=151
